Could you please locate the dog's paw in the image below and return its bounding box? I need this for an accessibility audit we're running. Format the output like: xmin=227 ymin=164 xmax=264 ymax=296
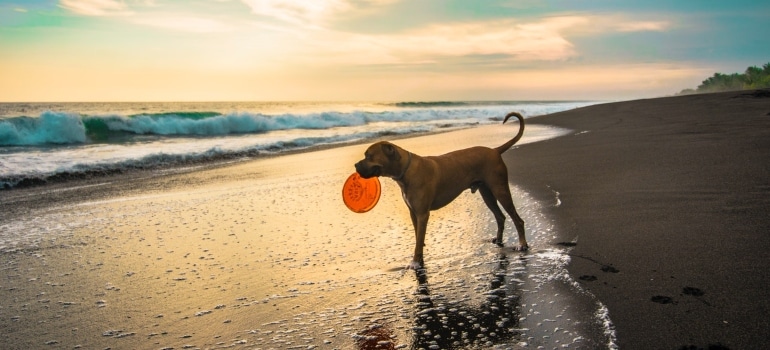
xmin=515 ymin=244 xmax=529 ymax=252
xmin=491 ymin=238 xmax=504 ymax=247
xmin=406 ymin=260 xmax=423 ymax=270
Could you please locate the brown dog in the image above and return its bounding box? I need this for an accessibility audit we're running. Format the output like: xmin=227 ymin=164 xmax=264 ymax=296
xmin=355 ymin=112 xmax=528 ymax=269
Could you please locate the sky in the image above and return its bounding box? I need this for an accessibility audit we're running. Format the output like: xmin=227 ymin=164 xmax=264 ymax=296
xmin=0 ymin=0 xmax=768 ymax=102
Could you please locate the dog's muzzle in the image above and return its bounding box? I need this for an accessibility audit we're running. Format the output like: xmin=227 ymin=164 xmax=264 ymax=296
xmin=355 ymin=160 xmax=380 ymax=179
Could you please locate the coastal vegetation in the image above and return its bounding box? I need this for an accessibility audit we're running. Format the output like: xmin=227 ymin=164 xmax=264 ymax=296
xmin=679 ymin=62 xmax=770 ymax=94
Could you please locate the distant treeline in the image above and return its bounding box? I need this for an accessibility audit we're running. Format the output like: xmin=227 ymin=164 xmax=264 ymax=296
xmin=679 ymin=62 xmax=770 ymax=95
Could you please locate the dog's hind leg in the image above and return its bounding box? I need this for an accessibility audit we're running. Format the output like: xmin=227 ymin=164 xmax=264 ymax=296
xmin=477 ymin=184 xmax=506 ymax=246
xmin=490 ymin=184 xmax=528 ymax=251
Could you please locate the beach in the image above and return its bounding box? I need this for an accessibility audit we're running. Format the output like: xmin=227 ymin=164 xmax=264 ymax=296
xmin=1 ymin=90 xmax=768 ymax=349
xmin=504 ymin=89 xmax=770 ymax=349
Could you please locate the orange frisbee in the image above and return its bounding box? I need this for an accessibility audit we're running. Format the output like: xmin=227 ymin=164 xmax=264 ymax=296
xmin=342 ymin=172 xmax=381 ymax=213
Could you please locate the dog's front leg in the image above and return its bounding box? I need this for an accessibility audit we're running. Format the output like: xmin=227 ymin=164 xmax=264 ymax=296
xmin=408 ymin=210 xmax=429 ymax=270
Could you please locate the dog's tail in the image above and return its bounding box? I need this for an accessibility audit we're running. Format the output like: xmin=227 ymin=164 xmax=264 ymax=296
xmin=495 ymin=111 xmax=525 ymax=154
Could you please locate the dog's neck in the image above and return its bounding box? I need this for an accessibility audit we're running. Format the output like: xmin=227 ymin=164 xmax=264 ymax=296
xmin=394 ymin=151 xmax=412 ymax=181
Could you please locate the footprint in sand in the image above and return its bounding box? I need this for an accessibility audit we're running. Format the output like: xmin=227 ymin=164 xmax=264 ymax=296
xmin=651 ymin=295 xmax=674 ymax=304
xmin=682 ymin=287 xmax=704 ymax=297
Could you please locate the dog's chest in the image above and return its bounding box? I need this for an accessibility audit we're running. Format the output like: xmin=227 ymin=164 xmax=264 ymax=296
xmin=402 ymin=192 xmax=414 ymax=210
xmin=398 ymin=185 xmax=414 ymax=211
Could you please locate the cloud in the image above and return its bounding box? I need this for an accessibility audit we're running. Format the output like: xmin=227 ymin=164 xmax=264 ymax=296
xmin=58 ymin=0 xmax=231 ymax=33
xmin=259 ymin=13 xmax=672 ymax=68
xmin=285 ymin=16 xmax=586 ymax=67
xmin=578 ymin=14 xmax=672 ymax=34
xmin=240 ymin=0 xmax=343 ymax=24
xmin=615 ymin=21 xmax=670 ymax=32
xmin=239 ymin=0 xmax=399 ymax=26
xmin=131 ymin=15 xmax=233 ymax=33
xmin=59 ymin=0 xmax=133 ymax=16
xmin=385 ymin=18 xmax=580 ymax=60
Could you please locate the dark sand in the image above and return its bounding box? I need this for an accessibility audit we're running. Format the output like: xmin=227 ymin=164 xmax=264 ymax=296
xmin=504 ymin=90 xmax=770 ymax=349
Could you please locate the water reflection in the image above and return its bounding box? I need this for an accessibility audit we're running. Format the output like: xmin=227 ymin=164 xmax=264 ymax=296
xmin=410 ymin=254 xmax=521 ymax=349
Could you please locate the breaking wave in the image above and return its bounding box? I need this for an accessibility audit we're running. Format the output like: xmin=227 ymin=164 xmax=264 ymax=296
xmin=0 ymin=102 xmax=592 ymax=146
xmin=0 ymin=112 xmax=88 ymax=146
xmin=0 ymin=101 xmax=597 ymax=189
xmin=1 ymin=109 xmax=497 ymax=146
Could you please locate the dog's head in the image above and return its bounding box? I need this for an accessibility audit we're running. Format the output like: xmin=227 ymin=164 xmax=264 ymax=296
xmin=355 ymin=141 xmax=404 ymax=179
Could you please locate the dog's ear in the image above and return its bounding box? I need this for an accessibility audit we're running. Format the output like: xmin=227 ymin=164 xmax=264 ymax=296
xmin=382 ymin=143 xmax=401 ymax=160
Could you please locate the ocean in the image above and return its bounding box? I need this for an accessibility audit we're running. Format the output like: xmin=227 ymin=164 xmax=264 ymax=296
xmin=0 ymin=101 xmax=596 ymax=189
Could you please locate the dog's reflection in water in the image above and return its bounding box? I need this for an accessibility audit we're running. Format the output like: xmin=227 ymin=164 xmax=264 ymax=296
xmin=355 ymin=254 xmax=522 ymax=350
xmin=411 ymin=254 xmax=521 ymax=349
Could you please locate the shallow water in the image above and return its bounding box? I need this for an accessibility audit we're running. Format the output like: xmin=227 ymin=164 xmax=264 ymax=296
xmin=0 ymin=125 xmax=616 ymax=349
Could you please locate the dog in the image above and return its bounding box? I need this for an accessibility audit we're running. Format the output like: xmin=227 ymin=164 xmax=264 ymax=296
xmin=355 ymin=112 xmax=528 ymax=269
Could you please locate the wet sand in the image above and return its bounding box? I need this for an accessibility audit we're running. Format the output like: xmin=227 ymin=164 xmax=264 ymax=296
xmin=504 ymin=90 xmax=770 ymax=349
xmin=0 ymin=124 xmax=613 ymax=349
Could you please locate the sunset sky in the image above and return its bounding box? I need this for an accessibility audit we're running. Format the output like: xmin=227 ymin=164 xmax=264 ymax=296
xmin=1 ymin=0 xmax=768 ymax=102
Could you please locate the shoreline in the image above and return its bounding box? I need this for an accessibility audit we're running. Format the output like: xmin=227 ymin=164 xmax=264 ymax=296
xmin=0 ymin=125 xmax=478 ymax=214
xmin=0 ymin=120 xmax=563 ymax=221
